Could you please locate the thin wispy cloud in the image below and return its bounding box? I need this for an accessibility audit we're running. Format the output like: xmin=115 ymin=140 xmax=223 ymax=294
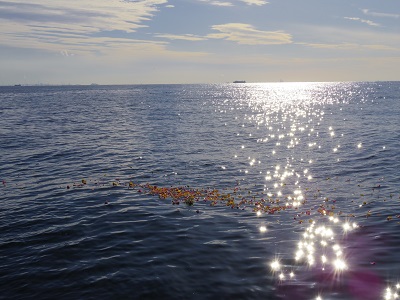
xmin=199 ymin=0 xmax=268 ymax=6
xmin=300 ymin=43 xmax=358 ymax=50
xmin=198 ymin=0 xmax=234 ymax=7
xmin=362 ymin=9 xmax=400 ymax=19
xmin=240 ymin=0 xmax=269 ymax=6
xmin=0 ymin=0 xmax=167 ymax=32
xmin=208 ymin=23 xmax=292 ymax=45
xmin=364 ymin=44 xmax=399 ymax=51
xmin=344 ymin=17 xmax=380 ymax=27
xmin=300 ymin=42 xmax=398 ymax=52
xmin=0 ymin=0 xmax=167 ymax=53
xmin=154 ymin=33 xmax=207 ymax=41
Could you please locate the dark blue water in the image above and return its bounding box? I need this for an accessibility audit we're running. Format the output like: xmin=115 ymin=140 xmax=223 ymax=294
xmin=1 ymin=82 xmax=399 ymax=300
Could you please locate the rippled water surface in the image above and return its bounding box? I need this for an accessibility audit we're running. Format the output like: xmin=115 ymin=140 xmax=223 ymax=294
xmin=1 ymin=82 xmax=400 ymax=300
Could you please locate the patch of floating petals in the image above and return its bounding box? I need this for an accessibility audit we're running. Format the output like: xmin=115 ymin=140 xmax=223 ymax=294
xmin=133 ymin=182 xmax=292 ymax=214
xmin=65 ymin=177 xmax=399 ymax=223
xmin=68 ymin=179 xmax=333 ymax=216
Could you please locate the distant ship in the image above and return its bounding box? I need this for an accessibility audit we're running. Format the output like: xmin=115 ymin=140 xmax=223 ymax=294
xmin=233 ymin=80 xmax=246 ymax=83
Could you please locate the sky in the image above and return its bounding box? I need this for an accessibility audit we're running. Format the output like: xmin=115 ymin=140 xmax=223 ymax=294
xmin=0 ymin=0 xmax=399 ymax=85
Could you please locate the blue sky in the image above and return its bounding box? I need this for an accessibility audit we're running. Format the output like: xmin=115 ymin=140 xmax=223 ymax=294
xmin=1 ymin=0 xmax=399 ymax=84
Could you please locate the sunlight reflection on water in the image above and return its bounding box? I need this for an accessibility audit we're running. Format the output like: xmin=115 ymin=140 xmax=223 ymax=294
xmin=269 ymin=216 xmax=358 ymax=290
xmin=215 ymin=82 xmax=400 ymax=299
xmin=385 ymin=284 xmax=400 ymax=300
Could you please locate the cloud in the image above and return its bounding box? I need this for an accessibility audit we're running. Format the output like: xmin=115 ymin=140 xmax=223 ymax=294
xmin=199 ymin=0 xmax=268 ymax=6
xmin=0 ymin=1 xmax=167 ymax=32
xmin=362 ymin=9 xmax=400 ymax=19
xmin=299 ymin=42 xmax=399 ymax=52
xmin=294 ymin=24 xmax=400 ymax=51
xmin=60 ymin=50 xmax=74 ymax=57
xmin=207 ymin=23 xmax=292 ymax=45
xmin=198 ymin=0 xmax=234 ymax=6
xmin=364 ymin=44 xmax=399 ymax=51
xmin=154 ymin=33 xmax=207 ymax=41
xmin=240 ymin=0 xmax=269 ymax=6
xmin=300 ymin=43 xmax=366 ymax=50
xmin=0 ymin=0 xmax=168 ymax=55
xmin=344 ymin=17 xmax=380 ymax=27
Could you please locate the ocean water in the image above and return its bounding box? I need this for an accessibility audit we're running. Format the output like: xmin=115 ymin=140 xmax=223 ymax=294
xmin=0 ymin=82 xmax=399 ymax=300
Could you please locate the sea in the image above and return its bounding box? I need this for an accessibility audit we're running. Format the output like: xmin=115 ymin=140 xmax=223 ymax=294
xmin=0 ymin=82 xmax=399 ymax=300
